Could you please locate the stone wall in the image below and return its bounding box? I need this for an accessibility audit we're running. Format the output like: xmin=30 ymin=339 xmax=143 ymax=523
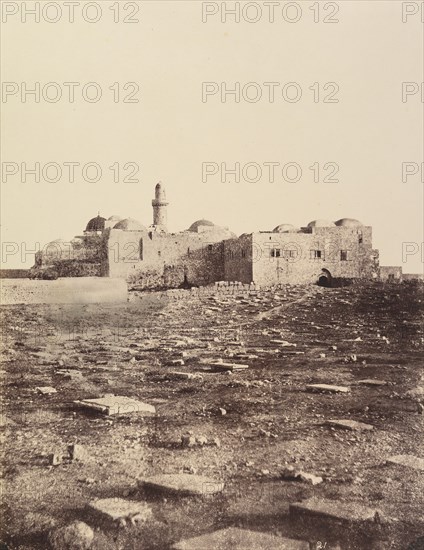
xmin=107 ymin=229 xmax=228 ymax=288
xmin=223 ymin=235 xmax=253 ymax=284
xmin=250 ymin=226 xmax=377 ymax=286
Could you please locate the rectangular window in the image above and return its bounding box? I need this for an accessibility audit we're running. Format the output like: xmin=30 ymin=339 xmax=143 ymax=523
xmin=187 ymin=247 xmax=190 ymax=256
xmin=270 ymin=248 xmax=281 ymax=258
xmin=358 ymin=231 xmax=363 ymax=244
xmin=139 ymin=239 xmax=143 ymax=260
xmin=340 ymin=250 xmax=348 ymax=261
xmin=208 ymin=244 xmax=213 ymax=251
xmin=241 ymin=249 xmax=246 ymax=258
xmin=310 ymin=250 xmax=322 ymax=259
xmin=158 ymin=251 xmax=161 ymax=257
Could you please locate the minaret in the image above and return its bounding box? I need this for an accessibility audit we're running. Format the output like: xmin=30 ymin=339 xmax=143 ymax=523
xmin=152 ymin=182 xmax=169 ymax=231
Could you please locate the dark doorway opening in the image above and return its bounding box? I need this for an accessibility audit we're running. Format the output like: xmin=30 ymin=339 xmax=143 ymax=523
xmin=317 ymin=269 xmax=332 ymax=287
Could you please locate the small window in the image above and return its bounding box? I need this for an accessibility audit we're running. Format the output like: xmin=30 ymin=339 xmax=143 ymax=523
xmin=358 ymin=231 xmax=363 ymax=244
xmin=158 ymin=251 xmax=161 ymax=257
xmin=139 ymin=238 xmax=143 ymax=260
xmin=270 ymin=249 xmax=275 ymax=258
xmin=283 ymin=249 xmax=296 ymax=259
xmin=310 ymin=250 xmax=322 ymax=259
xmin=241 ymin=249 xmax=246 ymax=258
xmin=340 ymin=250 xmax=348 ymax=261
xmin=208 ymin=244 xmax=213 ymax=251
xmin=275 ymin=249 xmax=281 ymax=258
xmin=187 ymin=247 xmax=190 ymax=256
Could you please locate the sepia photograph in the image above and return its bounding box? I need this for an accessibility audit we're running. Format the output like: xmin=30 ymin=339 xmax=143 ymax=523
xmin=0 ymin=1 xmax=423 ymax=549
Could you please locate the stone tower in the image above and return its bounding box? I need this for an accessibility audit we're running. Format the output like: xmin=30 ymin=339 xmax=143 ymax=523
xmin=152 ymin=182 xmax=169 ymax=231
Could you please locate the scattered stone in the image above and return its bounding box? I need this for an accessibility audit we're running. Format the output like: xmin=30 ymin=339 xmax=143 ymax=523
xmin=36 ymin=386 xmax=57 ymax=395
xmin=68 ymin=444 xmax=88 ymax=461
xmin=386 ymin=455 xmax=424 ymax=471
xmin=181 ymin=435 xmax=197 ymax=448
xmin=168 ymin=372 xmax=202 ymax=381
xmin=87 ymin=498 xmax=152 ymax=526
xmin=139 ymin=474 xmax=224 ymax=496
xmin=172 ymin=527 xmax=309 ymax=549
xmin=183 ymin=465 xmax=198 ymax=474
xmin=306 ymin=384 xmax=350 ymax=394
xmin=270 ymin=340 xmax=297 ymax=347
xmin=405 ymin=386 xmax=424 ymax=400
xmin=280 ymin=466 xmax=323 ymax=485
xmin=74 ymin=396 xmax=155 ymax=416
xmin=327 ymin=419 xmax=374 ymax=431
xmin=49 ymin=453 xmax=62 ymax=466
xmin=208 ymin=362 xmax=249 ymax=372
xmin=357 ymin=379 xmax=388 ymax=386
xmin=290 ymin=497 xmax=382 ymax=524
xmin=319 ymin=353 xmax=326 ymax=358
xmin=169 ymin=359 xmax=185 ymax=366
xmin=219 ymin=407 xmax=227 ymax=416
xmin=196 ymin=435 xmax=208 ymax=446
xmin=212 ymin=437 xmax=221 ymax=447
xmin=345 ymin=354 xmax=357 ymax=363
xmin=49 ymin=521 xmax=94 ymax=550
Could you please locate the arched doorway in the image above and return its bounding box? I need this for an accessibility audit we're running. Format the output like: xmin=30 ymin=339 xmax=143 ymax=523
xmin=317 ymin=269 xmax=332 ymax=287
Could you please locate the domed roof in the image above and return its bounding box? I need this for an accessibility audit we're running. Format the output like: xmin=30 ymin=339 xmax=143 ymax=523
xmin=188 ymin=219 xmax=215 ymax=232
xmin=334 ymin=218 xmax=363 ymax=227
xmin=86 ymin=215 xmax=106 ymax=232
xmin=307 ymin=219 xmax=336 ymax=228
xmin=113 ymin=218 xmax=146 ymax=231
xmin=108 ymin=215 xmax=122 ymax=222
xmin=273 ymin=223 xmax=298 ymax=233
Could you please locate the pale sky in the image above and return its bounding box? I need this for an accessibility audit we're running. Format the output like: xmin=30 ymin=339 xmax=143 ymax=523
xmin=1 ymin=0 xmax=423 ymax=272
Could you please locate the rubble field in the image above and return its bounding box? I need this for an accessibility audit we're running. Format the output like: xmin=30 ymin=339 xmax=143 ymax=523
xmin=0 ymin=281 xmax=423 ymax=549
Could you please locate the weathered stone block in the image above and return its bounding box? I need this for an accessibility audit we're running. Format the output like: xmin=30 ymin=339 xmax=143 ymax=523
xmin=74 ymin=396 xmax=155 ymax=416
xmin=327 ymin=419 xmax=374 ymax=431
xmin=386 ymin=455 xmax=424 ymax=471
xmin=87 ymin=498 xmax=152 ymax=525
xmin=139 ymin=474 xmax=224 ymax=496
xmin=290 ymin=497 xmax=381 ymax=524
xmin=306 ymin=384 xmax=350 ymax=394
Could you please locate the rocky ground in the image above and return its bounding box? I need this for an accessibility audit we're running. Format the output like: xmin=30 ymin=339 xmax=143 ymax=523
xmin=0 ymin=281 xmax=423 ymax=549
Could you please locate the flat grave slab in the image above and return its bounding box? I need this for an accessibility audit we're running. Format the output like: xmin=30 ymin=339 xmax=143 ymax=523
xmin=139 ymin=474 xmax=224 ymax=496
xmin=290 ymin=497 xmax=381 ymax=523
xmin=327 ymin=419 xmax=374 ymax=431
xmin=357 ymin=379 xmax=388 ymax=386
xmin=172 ymin=527 xmax=309 ymax=549
xmin=386 ymin=455 xmax=424 ymax=471
xmin=74 ymin=396 xmax=155 ymax=416
xmin=206 ymin=362 xmax=249 ymax=372
xmin=167 ymin=372 xmax=203 ymax=381
xmin=36 ymin=386 xmax=57 ymax=395
xmin=87 ymin=498 xmax=152 ymax=524
xmin=306 ymin=384 xmax=350 ymax=394
xmin=270 ymin=340 xmax=297 ymax=347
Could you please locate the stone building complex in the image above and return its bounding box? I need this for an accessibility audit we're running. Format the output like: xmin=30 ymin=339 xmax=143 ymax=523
xmin=33 ymin=183 xmax=380 ymax=287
